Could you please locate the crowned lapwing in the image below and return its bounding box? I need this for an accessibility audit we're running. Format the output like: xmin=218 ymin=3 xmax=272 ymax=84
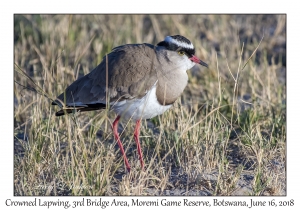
xmin=52 ymin=35 xmax=208 ymax=172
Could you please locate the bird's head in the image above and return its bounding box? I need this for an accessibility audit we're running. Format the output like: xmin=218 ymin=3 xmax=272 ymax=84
xmin=157 ymin=35 xmax=208 ymax=68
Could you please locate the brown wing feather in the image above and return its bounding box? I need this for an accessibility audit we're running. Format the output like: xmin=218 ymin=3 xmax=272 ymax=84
xmin=53 ymin=43 xmax=159 ymax=110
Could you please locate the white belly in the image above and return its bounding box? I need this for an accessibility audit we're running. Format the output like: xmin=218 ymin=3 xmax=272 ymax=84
xmin=111 ymin=84 xmax=172 ymax=121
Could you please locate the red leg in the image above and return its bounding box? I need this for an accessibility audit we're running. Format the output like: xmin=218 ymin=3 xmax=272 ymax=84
xmin=134 ymin=119 xmax=144 ymax=169
xmin=112 ymin=116 xmax=131 ymax=172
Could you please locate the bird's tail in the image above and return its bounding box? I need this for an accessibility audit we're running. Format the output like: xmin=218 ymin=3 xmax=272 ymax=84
xmin=52 ymin=100 xmax=106 ymax=116
xmin=54 ymin=107 xmax=104 ymax=116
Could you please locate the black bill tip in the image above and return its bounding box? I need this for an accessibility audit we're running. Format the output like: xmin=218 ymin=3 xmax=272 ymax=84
xmin=199 ymin=60 xmax=208 ymax=68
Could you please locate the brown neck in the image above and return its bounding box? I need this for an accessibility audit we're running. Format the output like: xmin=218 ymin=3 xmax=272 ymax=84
xmin=156 ymin=69 xmax=188 ymax=105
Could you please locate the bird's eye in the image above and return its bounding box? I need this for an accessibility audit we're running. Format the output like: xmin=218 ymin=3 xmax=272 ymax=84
xmin=178 ymin=51 xmax=185 ymax=56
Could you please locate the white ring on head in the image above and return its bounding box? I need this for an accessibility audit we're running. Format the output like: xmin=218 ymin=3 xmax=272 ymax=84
xmin=164 ymin=36 xmax=194 ymax=49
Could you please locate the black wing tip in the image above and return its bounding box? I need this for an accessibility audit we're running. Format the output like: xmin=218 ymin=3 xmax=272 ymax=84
xmin=54 ymin=104 xmax=107 ymax=117
xmin=55 ymin=110 xmax=65 ymax=116
xmin=52 ymin=100 xmax=62 ymax=106
xmin=55 ymin=109 xmax=73 ymax=116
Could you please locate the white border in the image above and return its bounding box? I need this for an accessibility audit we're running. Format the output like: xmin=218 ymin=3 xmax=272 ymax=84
xmin=2 ymin=1 xmax=299 ymax=210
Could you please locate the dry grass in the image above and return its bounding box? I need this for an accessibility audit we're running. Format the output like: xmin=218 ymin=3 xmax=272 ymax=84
xmin=14 ymin=14 xmax=286 ymax=196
